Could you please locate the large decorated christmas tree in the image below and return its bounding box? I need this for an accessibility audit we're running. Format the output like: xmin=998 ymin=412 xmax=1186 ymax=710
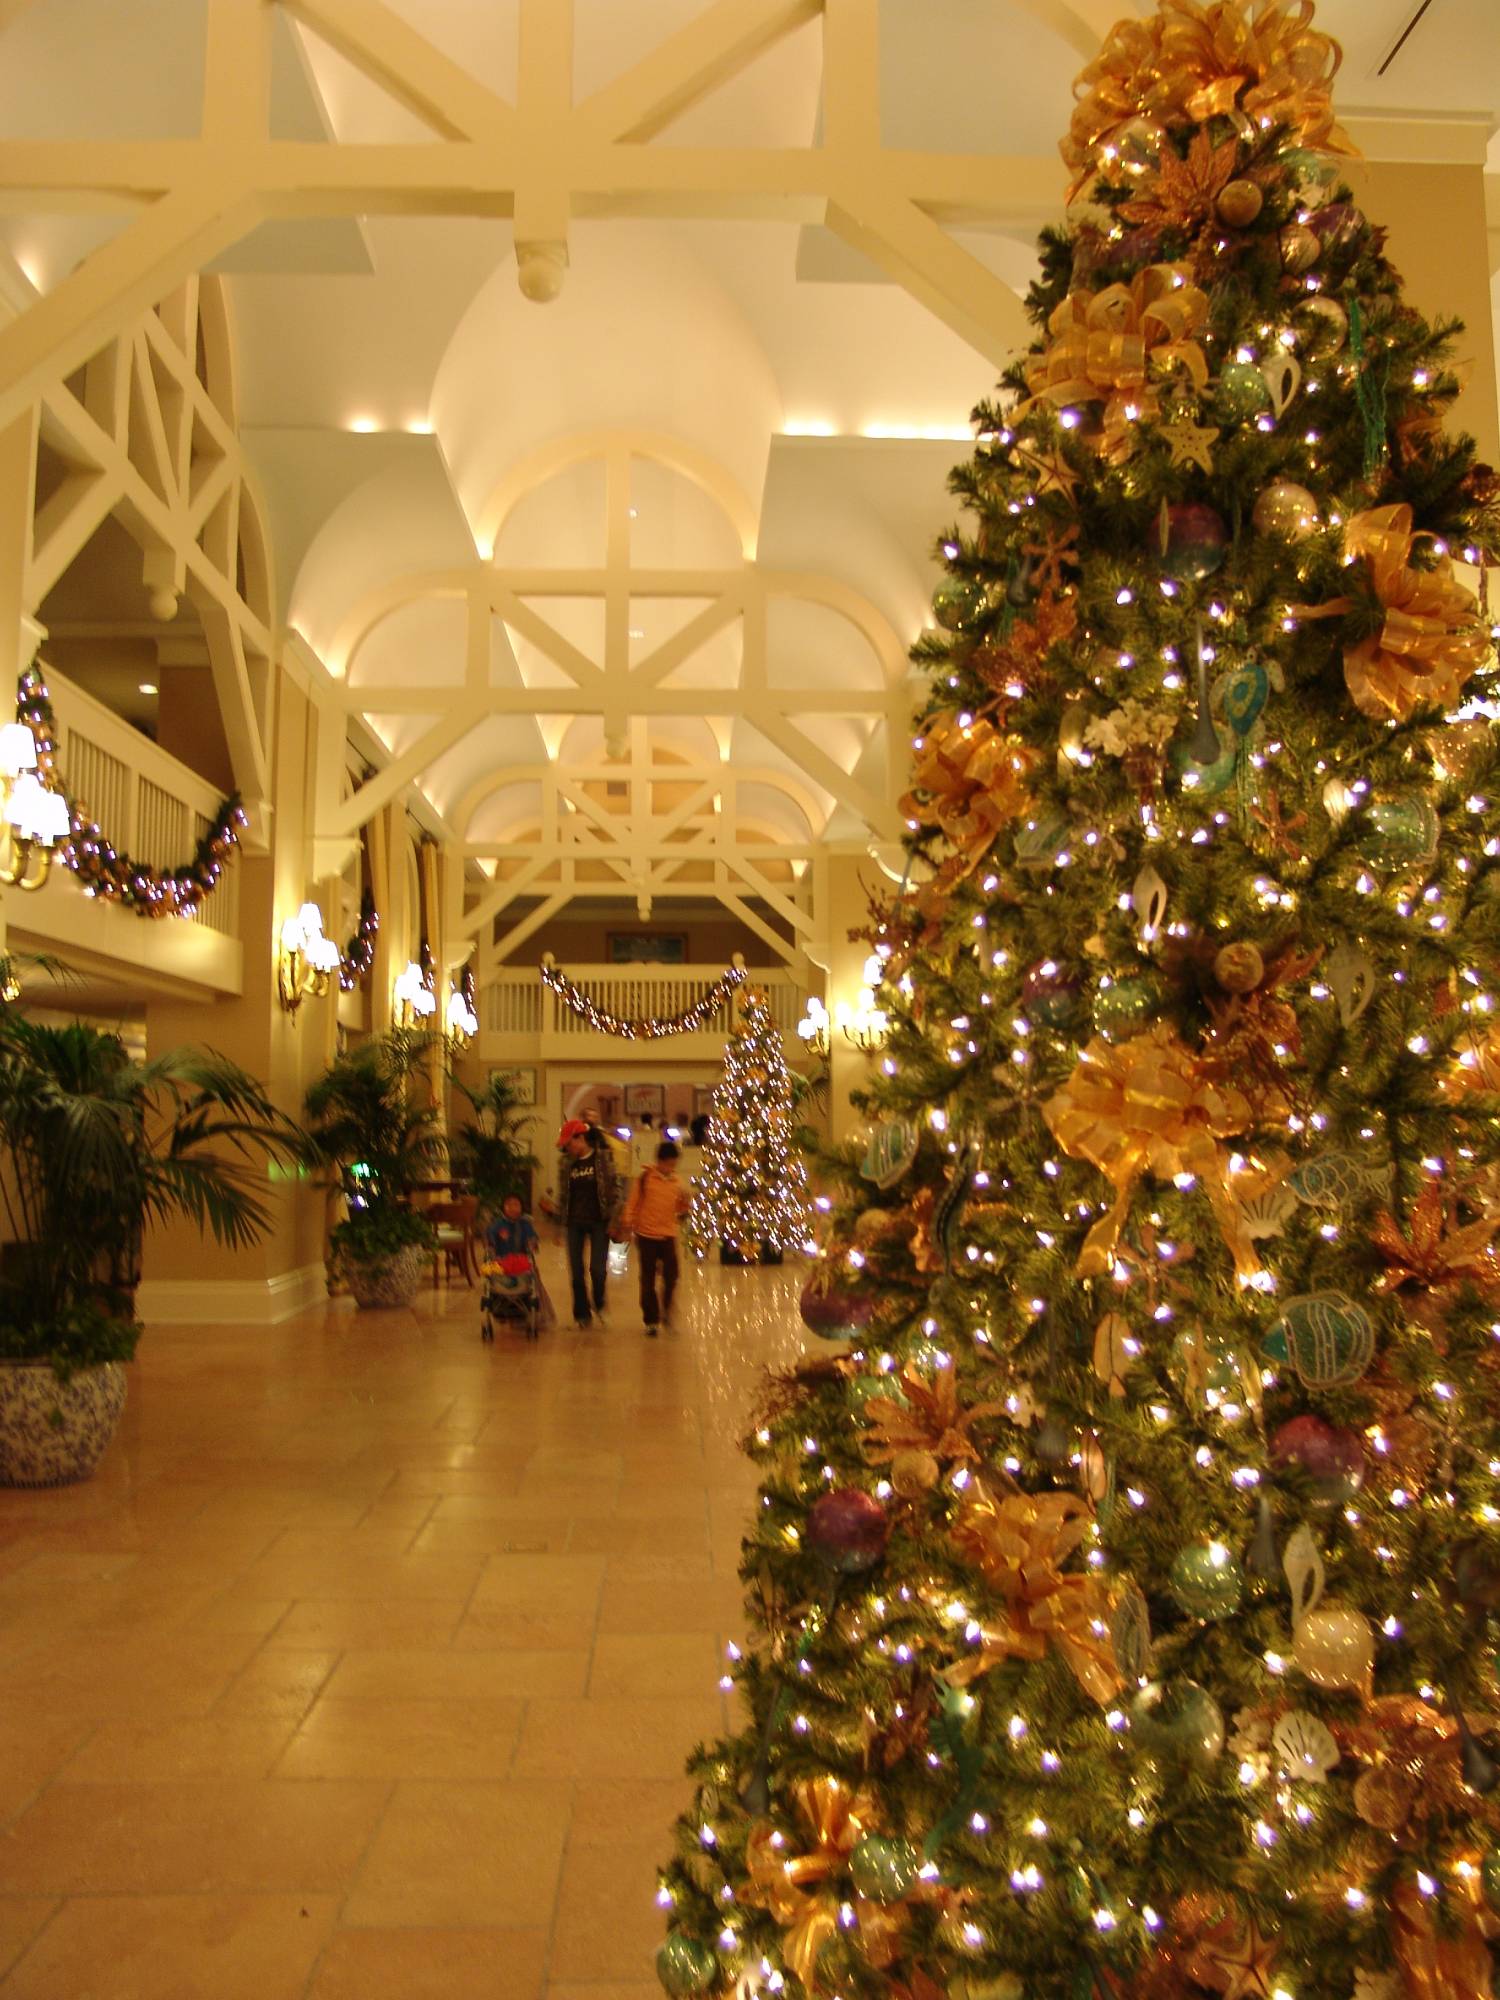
xmin=690 ymin=987 xmax=814 ymax=1264
xmin=657 ymin=2 xmax=1500 ymax=1996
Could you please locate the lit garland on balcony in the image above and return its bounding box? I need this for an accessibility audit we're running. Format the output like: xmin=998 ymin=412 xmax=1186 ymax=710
xmin=540 ymin=955 xmax=748 ymax=1040
xmin=339 ymin=888 xmax=379 ymax=990
xmin=16 ymin=667 xmax=246 ymax=919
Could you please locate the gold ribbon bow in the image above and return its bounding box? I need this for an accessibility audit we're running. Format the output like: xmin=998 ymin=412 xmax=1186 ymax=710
xmin=1339 ymin=504 xmax=1489 ymax=721
xmin=900 ymin=712 xmax=1037 ymax=884
xmin=745 ymin=1776 xmax=879 ymax=1988
xmin=1024 ymin=265 xmax=1209 ymax=462
xmin=947 ymin=1486 xmax=1122 ymax=1705
xmin=1043 ymin=1024 xmax=1263 ymax=1281
xmin=1062 ymin=0 xmax=1355 ymax=192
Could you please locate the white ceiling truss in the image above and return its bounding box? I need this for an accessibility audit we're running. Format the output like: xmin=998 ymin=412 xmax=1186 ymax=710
xmin=15 ymin=275 xmax=276 ymax=828
xmin=459 ymin=743 xmax=823 ymax=972
xmin=328 ymin=431 xmax=909 ymax=958
xmin=0 ymin=0 xmax=1070 ymax=436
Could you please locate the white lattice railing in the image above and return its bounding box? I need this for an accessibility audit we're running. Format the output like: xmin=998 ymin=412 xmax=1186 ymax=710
xmin=483 ymin=963 xmax=806 ymax=1039
xmin=49 ymin=669 xmax=241 ymax=941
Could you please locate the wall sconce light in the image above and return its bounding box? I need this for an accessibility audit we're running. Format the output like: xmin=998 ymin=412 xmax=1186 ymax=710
xmin=446 ymin=968 xmax=479 ymax=1050
xmin=835 ymin=955 xmax=889 ymax=1052
xmin=796 ymin=996 xmax=830 ymax=1058
xmin=393 ymin=957 xmax=438 ymax=1026
xmin=277 ymin=901 xmax=342 ymax=1014
xmin=0 ymin=721 xmax=70 ymax=891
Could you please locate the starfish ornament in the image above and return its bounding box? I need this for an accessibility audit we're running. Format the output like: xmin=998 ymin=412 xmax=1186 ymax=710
xmin=1211 ymin=1915 xmax=1278 ymax=2000
xmin=1158 ymin=412 xmax=1220 ymax=472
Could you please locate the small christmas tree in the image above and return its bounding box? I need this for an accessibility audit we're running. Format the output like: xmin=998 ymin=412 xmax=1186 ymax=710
xmin=657 ymin=0 xmax=1500 ymax=1995
xmin=690 ymin=988 xmax=813 ymax=1264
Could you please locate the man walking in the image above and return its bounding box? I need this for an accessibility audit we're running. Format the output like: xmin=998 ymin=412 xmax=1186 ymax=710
xmin=629 ymin=1111 xmax=656 ymax=1178
xmin=557 ymin=1118 xmax=621 ymax=1327
xmin=621 ymin=1139 xmax=690 ymax=1335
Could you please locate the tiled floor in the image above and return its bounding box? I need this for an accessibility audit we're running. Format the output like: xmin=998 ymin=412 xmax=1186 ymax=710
xmin=0 ymin=1235 xmax=807 ymax=1999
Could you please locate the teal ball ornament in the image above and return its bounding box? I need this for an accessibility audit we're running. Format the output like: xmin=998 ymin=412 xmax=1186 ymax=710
xmin=656 ymin=1934 xmax=717 ymax=1996
xmin=1131 ymin=1678 xmax=1226 ymax=1770
xmin=1012 ymin=809 xmax=1070 ymax=872
xmin=1022 ymin=956 xmax=1086 ymax=1029
xmin=848 ymin=1373 xmax=908 ymax=1413
xmin=1151 ymin=502 xmax=1228 ymax=582
xmin=1094 ymin=973 xmax=1163 ymax=1040
xmin=1262 ymin=1291 xmax=1375 ymax=1390
xmin=932 ymin=574 xmax=988 ymax=633
xmin=1279 ymin=146 xmax=1337 ymax=195
xmin=1355 ymin=796 xmax=1440 ymax=870
xmin=1170 ymin=1541 xmax=1243 ymax=1620
xmin=1216 ymin=361 xmax=1273 ymax=423
xmin=849 ymin=1832 xmax=921 ymax=1904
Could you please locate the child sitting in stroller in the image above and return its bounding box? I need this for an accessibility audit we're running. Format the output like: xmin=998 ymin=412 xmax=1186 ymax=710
xmin=479 ymin=1192 xmax=553 ymax=1340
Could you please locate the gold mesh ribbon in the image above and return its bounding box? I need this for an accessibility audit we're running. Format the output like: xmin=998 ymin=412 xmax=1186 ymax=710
xmin=1062 ymin=0 xmax=1356 ymax=191
xmin=947 ymin=1486 xmax=1122 ymax=1704
xmin=1341 ymin=504 xmax=1489 ymax=721
xmin=1043 ymin=1025 xmax=1262 ymax=1281
xmin=900 ymin=712 xmax=1037 ymax=888
xmin=1023 ymin=266 xmax=1209 ymax=462
xmin=1392 ymin=1871 xmax=1496 ymax=2000
xmin=745 ymin=1776 xmax=877 ymax=1988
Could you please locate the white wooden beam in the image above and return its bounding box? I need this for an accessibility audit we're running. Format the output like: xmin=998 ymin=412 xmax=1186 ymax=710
xmin=576 ymin=0 xmax=819 ymax=144
xmin=280 ymin=0 xmax=517 ymax=141
xmin=334 ymin=702 xmax=487 ymax=836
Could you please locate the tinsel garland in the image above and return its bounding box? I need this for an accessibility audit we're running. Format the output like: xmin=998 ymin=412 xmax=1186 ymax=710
xmin=540 ymin=956 xmax=747 ymax=1039
xmin=339 ymin=888 xmax=379 ymax=990
xmin=16 ymin=667 xmax=245 ymax=919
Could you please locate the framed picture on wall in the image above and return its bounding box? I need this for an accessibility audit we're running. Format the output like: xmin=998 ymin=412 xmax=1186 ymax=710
xmin=491 ymin=1066 xmax=537 ymax=1106
xmin=694 ymin=1086 xmax=717 ymax=1116
xmin=624 ymin=1082 xmax=665 ymax=1120
xmin=608 ymin=933 xmax=688 ymax=965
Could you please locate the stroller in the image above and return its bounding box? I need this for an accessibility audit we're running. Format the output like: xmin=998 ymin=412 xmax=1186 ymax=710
xmin=480 ymin=1252 xmax=542 ymax=1341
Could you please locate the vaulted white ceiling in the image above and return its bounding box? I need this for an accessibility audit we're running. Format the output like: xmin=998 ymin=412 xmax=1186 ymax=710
xmin=0 ymin=0 xmax=1496 ymax=882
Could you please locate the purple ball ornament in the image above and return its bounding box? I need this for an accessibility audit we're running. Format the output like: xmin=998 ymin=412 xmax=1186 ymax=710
xmin=799 ymin=1278 xmax=874 ymax=1342
xmin=1307 ymin=202 xmax=1367 ymax=263
xmin=1150 ymin=501 xmax=1228 ymax=583
xmin=806 ymin=1489 xmax=891 ymax=1575
xmin=1270 ymin=1415 xmax=1366 ymax=1504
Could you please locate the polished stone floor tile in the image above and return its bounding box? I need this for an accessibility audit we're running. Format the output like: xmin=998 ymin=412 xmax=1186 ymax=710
xmin=0 ymin=1243 xmax=810 ymax=1994
xmin=0 ymin=1894 xmax=338 ymax=1999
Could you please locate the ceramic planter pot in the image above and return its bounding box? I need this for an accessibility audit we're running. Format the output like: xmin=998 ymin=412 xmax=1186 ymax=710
xmin=0 ymin=1359 xmax=127 ymax=1486
xmin=344 ymin=1242 xmax=428 ymax=1310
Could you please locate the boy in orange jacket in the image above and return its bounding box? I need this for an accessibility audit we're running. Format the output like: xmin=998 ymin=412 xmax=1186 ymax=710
xmin=621 ymin=1140 xmax=692 ymax=1335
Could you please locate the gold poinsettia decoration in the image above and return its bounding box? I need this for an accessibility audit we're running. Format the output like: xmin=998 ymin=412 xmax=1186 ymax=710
xmin=1120 ymin=129 xmax=1239 ymax=232
xmin=1371 ymin=1183 xmax=1500 ymax=1301
xmin=860 ymin=1360 xmax=1007 ymax=1493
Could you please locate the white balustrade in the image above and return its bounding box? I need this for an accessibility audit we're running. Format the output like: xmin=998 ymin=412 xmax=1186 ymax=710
xmin=481 ymin=963 xmax=807 ymax=1052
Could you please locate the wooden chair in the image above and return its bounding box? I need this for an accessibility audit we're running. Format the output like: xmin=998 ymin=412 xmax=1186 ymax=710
xmin=426 ymin=1197 xmax=479 ymax=1286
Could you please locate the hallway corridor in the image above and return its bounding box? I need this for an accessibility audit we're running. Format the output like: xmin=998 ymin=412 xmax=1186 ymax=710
xmin=0 ymin=1239 xmax=806 ymax=1998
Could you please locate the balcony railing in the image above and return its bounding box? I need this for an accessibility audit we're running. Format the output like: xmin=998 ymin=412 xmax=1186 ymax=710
xmin=54 ymin=676 xmax=241 ymax=941
xmin=482 ymin=963 xmax=806 ymax=1049
xmin=8 ymin=668 xmax=243 ymax=991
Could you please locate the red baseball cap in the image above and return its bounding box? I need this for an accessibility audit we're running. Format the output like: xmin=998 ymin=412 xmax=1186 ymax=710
xmin=557 ymin=1118 xmax=590 ymax=1147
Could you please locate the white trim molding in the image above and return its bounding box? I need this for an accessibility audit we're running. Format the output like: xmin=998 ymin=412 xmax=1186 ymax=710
xmin=137 ymin=1262 xmax=328 ymax=1328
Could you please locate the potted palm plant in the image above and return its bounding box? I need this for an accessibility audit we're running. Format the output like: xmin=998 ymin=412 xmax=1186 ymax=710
xmin=303 ymin=1030 xmax=446 ymax=1309
xmin=0 ymin=1011 xmax=300 ymax=1486
xmin=449 ymin=1068 xmax=537 ymax=1222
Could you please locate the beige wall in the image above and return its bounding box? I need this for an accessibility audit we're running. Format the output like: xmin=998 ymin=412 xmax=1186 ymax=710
xmin=1348 ymin=158 xmax=1499 ymax=464
xmin=141 ymin=672 xmax=333 ymax=1292
xmin=508 ymin=911 xmax=785 ymax=967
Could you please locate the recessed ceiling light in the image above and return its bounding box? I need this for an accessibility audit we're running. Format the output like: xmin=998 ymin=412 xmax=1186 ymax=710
xmin=628 ymin=628 xmax=645 ymax=639
xmin=138 ymin=682 xmax=158 ymax=696
xmin=627 ymin=506 xmax=639 ymax=518
xmin=347 ymin=416 xmax=378 ymax=433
